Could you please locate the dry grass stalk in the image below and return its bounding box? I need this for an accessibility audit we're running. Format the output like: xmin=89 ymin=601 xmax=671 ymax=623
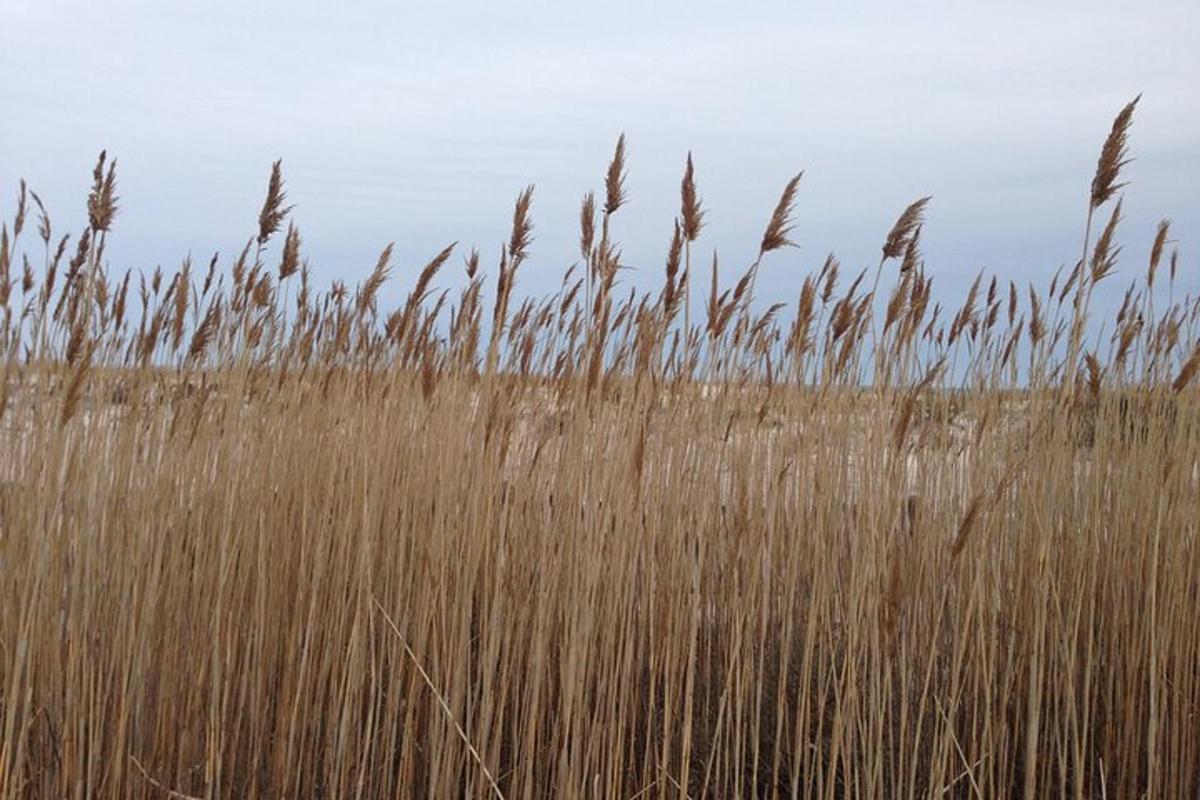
xmin=372 ymin=598 xmax=506 ymax=799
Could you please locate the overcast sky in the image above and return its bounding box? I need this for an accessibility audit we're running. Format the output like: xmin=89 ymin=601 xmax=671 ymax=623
xmin=2 ymin=1 xmax=1197 ymax=317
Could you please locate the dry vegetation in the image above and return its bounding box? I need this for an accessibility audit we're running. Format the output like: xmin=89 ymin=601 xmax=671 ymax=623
xmin=1 ymin=98 xmax=1198 ymax=798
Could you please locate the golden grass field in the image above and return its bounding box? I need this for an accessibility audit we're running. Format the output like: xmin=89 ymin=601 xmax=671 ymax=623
xmin=1 ymin=98 xmax=1198 ymax=797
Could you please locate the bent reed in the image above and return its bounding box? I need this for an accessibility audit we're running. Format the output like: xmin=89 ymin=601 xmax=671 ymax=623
xmin=1 ymin=99 xmax=1198 ymax=798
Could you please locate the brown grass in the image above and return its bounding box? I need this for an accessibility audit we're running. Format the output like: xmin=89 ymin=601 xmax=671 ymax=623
xmin=0 ymin=99 xmax=1198 ymax=798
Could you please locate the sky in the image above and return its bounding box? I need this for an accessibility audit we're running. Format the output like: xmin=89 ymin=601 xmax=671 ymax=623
xmin=2 ymin=1 xmax=1198 ymax=320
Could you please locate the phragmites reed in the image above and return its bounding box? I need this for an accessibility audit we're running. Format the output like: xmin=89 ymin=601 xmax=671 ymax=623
xmin=202 ymin=252 xmax=218 ymax=296
xmin=1173 ymin=343 xmax=1200 ymax=393
xmin=1065 ymin=97 xmax=1140 ymax=392
xmin=278 ymin=223 xmax=301 ymax=280
xmin=1090 ymin=198 xmax=1123 ymax=282
xmin=949 ymin=492 xmax=984 ymax=558
xmin=509 ymin=185 xmax=535 ymax=264
xmin=257 ymin=159 xmax=291 ymax=246
xmin=1090 ymin=95 xmax=1140 ymax=210
xmin=820 ymin=254 xmax=839 ymax=303
xmin=463 ymin=248 xmax=480 ymax=283
xmin=882 ymin=197 xmax=931 ymax=261
xmin=580 ymin=190 xmax=598 ymax=318
xmin=663 ymin=220 xmax=683 ymax=319
xmin=87 ymin=150 xmax=119 ymax=232
xmin=487 ymin=187 xmax=537 ymax=373
xmin=759 ymin=172 xmax=803 ymax=255
xmin=358 ymin=242 xmax=394 ymax=314
xmin=680 ymin=152 xmax=706 ymax=242
xmin=1084 ymin=352 xmax=1103 ymax=398
xmin=1148 ymin=219 xmax=1170 ymax=288
xmin=604 ymin=134 xmax=628 ymax=215
xmin=188 ymin=299 xmax=222 ymax=363
xmin=883 ymin=273 xmax=910 ymax=335
xmin=899 ymin=224 xmax=922 ymax=274
xmin=397 ymin=242 xmax=457 ymax=343
xmin=740 ymin=171 xmax=803 ymax=306
xmin=5 ymin=105 xmax=1200 ymax=799
xmin=58 ymin=339 xmax=93 ymax=426
xmin=13 ymin=179 xmax=27 ymax=238
xmin=64 ymin=314 xmax=86 ymax=366
xmin=30 ymin=189 xmax=51 ymax=246
xmin=705 ymin=250 xmax=722 ymax=335
xmin=679 ymin=152 xmax=706 ymax=336
xmin=1059 ymin=261 xmax=1081 ymax=304
xmin=172 ymin=257 xmax=190 ymax=351
xmin=787 ymin=276 xmax=817 ymax=359
xmin=0 ymin=227 xmax=9 ymax=300
xmin=893 ymin=357 xmax=944 ymax=451
xmin=870 ymin=197 xmax=931 ymax=351
xmin=579 ymin=191 xmax=596 ymax=260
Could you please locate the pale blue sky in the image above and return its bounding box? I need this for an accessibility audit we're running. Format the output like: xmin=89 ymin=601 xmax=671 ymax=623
xmin=2 ymin=1 xmax=1197 ymax=316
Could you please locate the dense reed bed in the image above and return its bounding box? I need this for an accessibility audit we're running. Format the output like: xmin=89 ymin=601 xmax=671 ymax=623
xmin=1 ymin=98 xmax=1198 ymax=798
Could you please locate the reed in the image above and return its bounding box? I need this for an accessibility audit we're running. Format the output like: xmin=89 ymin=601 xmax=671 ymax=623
xmin=0 ymin=98 xmax=1197 ymax=798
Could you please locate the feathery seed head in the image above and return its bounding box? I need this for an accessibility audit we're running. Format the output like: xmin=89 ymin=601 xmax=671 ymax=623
xmin=87 ymin=151 xmax=119 ymax=233
xmin=882 ymin=197 xmax=930 ymax=261
xmin=1090 ymin=95 xmax=1140 ymax=210
xmin=680 ymin=152 xmax=706 ymax=242
xmin=604 ymin=134 xmax=628 ymax=215
xmin=579 ymin=191 xmax=596 ymax=260
xmin=257 ymin=159 xmax=292 ymax=246
xmin=760 ymin=172 xmax=803 ymax=255
xmin=278 ymin=222 xmax=302 ymax=281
